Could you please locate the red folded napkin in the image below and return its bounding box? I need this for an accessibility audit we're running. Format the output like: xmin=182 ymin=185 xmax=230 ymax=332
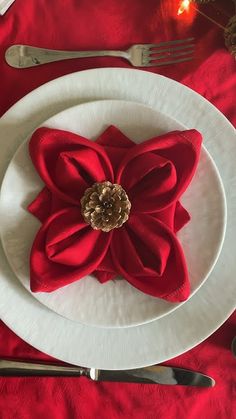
xmin=28 ymin=126 xmax=202 ymax=301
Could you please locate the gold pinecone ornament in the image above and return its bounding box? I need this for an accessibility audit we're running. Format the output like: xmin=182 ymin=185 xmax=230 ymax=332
xmin=81 ymin=181 xmax=131 ymax=232
xmin=225 ymin=14 xmax=236 ymax=57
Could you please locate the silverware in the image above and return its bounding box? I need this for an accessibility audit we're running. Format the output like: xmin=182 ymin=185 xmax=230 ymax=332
xmin=5 ymin=38 xmax=194 ymax=69
xmin=231 ymin=336 xmax=236 ymax=357
xmin=0 ymin=359 xmax=214 ymax=386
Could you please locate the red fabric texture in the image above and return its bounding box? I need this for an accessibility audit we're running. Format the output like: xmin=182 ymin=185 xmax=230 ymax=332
xmin=28 ymin=126 xmax=202 ymax=300
xmin=0 ymin=0 xmax=235 ymax=418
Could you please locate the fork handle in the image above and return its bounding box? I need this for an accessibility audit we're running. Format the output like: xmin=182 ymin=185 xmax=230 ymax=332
xmin=5 ymin=45 xmax=128 ymax=68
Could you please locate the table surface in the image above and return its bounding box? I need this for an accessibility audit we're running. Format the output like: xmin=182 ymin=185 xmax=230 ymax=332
xmin=0 ymin=1 xmax=235 ymax=418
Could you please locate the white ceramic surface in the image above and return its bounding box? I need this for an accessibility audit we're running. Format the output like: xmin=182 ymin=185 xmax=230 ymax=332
xmin=0 ymin=101 xmax=226 ymax=328
xmin=0 ymin=69 xmax=235 ymax=369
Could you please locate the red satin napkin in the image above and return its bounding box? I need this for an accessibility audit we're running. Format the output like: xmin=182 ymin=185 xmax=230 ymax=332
xmin=28 ymin=126 xmax=202 ymax=301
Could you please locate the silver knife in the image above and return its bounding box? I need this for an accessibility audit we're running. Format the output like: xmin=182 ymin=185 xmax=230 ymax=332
xmin=0 ymin=359 xmax=215 ymax=387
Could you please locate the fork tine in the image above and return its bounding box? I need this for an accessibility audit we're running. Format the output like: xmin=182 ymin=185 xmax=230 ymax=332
xmin=144 ymin=56 xmax=193 ymax=67
xmin=143 ymin=37 xmax=194 ymax=49
xmin=145 ymin=43 xmax=195 ymax=55
xmin=148 ymin=49 xmax=194 ymax=62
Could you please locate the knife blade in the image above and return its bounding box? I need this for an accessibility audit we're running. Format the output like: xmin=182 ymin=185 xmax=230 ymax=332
xmin=0 ymin=359 xmax=215 ymax=386
xmin=95 ymin=365 xmax=215 ymax=387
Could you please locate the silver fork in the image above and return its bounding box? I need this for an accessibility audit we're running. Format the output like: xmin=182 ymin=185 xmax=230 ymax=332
xmin=5 ymin=38 xmax=194 ymax=69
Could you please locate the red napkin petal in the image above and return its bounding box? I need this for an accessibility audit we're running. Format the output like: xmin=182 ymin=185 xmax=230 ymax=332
xmin=29 ymin=127 xmax=114 ymax=205
xmin=94 ymin=249 xmax=117 ymax=283
xmin=174 ymin=201 xmax=191 ymax=232
xmin=28 ymin=188 xmax=73 ymax=223
xmin=153 ymin=201 xmax=190 ymax=232
xmin=110 ymin=213 xmax=190 ymax=301
xmin=30 ymin=207 xmax=111 ymax=292
xmin=94 ymin=201 xmax=190 ymax=284
xmin=116 ymin=130 xmax=202 ymax=213
xmin=96 ymin=125 xmax=134 ymax=172
xmin=28 ymin=187 xmax=52 ymax=223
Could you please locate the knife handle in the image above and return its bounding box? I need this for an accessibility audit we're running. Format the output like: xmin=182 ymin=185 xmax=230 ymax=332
xmin=0 ymin=359 xmax=89 ymax=377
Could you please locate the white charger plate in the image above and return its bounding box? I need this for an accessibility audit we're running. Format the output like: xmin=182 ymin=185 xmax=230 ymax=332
xmin=0 ymin=68 xmax=235 ymax=369
xmin=0 ymin=100 xmax=226 ymax=328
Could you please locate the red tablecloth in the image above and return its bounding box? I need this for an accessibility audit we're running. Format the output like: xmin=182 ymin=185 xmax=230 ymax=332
xmin=0 ymin=1 xmax=235 ymax=418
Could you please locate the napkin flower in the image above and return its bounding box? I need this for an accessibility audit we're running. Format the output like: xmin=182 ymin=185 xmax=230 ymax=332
xmin=28 ymin=126 xmax=202 ymax=302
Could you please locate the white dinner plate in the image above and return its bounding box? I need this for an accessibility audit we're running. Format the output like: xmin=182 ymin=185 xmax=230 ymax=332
xmin=0 ymin=100 xmax=226 ymax=328
xmin=0 ymin=68 xmax=235 ymax=369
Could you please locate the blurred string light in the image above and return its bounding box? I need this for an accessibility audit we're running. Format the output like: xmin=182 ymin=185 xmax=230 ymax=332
xmin=177 ymin=0 xmax=225 ymax=30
